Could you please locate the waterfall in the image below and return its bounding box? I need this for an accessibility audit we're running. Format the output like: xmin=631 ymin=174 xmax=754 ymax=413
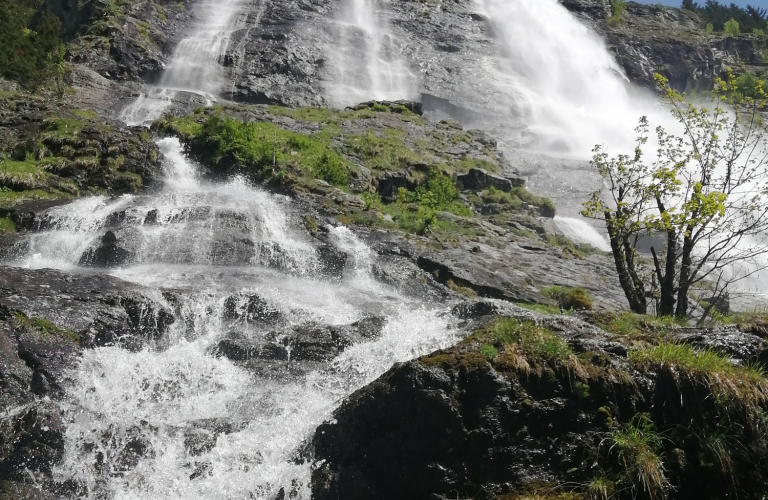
xmin=475 ymin=0 xmax=676 ymax=155
xmin=120 ymin=0 xmax=253 ymax=126
xmin=326 ymin=0 xmax=418 ymax=107
xmin=7 ymin=137 xmax=459 ymax=498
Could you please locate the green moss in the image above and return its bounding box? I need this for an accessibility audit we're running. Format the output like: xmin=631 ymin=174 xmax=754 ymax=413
xmin=0 ymin=215 xmax=16 ymax=233
xmin=12 ymin=311 xmax=80 ymax=344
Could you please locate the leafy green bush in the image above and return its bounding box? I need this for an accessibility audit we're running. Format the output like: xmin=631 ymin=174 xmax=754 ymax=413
xmin=541 ymin=285 xmax=594 ymax=310
xmin=0 ymin=0 xmax=64 ymax=90
xmin=607 ymin=0 xmax=626 ymax=28
xmin=724 ymin=18 xmax=740 ymax=35
xmin=164 ymin=114 xmax=350 ymax=186
xmin=735 ymin=73 xmax=767 ymax=100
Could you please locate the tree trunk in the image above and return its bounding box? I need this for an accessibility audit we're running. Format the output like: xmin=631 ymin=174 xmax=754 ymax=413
xmin=605 ymin=212 xmax=647 ymax=314
xmin=657 ymin=229 xmax=678 ymax=317
xmin=676 ymin=233 xmax=694 ymax=318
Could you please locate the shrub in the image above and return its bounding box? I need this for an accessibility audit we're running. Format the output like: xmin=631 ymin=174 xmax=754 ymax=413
xmin=724 ymin=18 xmax=740 ymax=35
xmin=542 ymin=286 xmax=594 ymax=311
xmin=0 ymin=0 xmax=64 ymax=90
xmin=735 ymin=73 xmax=767 ymax=100
xmin=607 ymin=0 xmax=626 ymax=28
xmin=706 ymin=22 xmax=714 ymax=33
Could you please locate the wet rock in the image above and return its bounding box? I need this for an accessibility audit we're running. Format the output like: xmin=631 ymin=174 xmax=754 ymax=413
xmin=183 ymin=418 xmax=243 ymax=457
xmin=217 ymin=317 xmax=386 ymax=364
xmin=673 ymin=326 xmax=767 ymax=363
xmin=223 ymin=293 xmax=283 ymax=325
xmin=0 ymin=267 xmax=175 ymax=351
xmin=217 ymin=337 xmax=289 ymax=362
xmin=0 ymin=403 xmax=65 ymax=484
xmin=94 ymin=422 xmax=157 ymax=477
xmin=456 ymin=168 xmax=525 ymax=193
xmin=316 ymin=245 xmax=348 ymax=279
xmin=78 ymin=231 xmax=131 ymax=267
xmin=0 ymin=481 xmax=58 ymax=500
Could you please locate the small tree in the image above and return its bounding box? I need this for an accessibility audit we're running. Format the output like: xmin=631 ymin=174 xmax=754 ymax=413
xmin=583 ymin=71 xmax=768 ymax=318
xmin=724 ymin=17 xmax=740 ymax=35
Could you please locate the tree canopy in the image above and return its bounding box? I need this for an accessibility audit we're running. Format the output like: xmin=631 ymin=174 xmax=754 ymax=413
xmin=682 ymin=0 xmax=768 ymax=33
xmin=583 ymin=71 xmax=768 ymax=318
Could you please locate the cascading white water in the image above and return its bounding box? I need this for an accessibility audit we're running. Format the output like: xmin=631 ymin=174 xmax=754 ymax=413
xmin=326 ymin=0 xmax=418 ymax=107
xmin=553 ymin=216 xmax=611 ymax=252
xmin=475 ymin=0 xmax=676 ymax=155
xmin=120 ymin=0 xmax=253 ymax=126
xmin=12 ymin=138 xmax=458 ymax=498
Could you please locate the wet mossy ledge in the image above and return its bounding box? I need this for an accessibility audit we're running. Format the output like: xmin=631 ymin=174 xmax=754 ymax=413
xmin=312 ymin=309 xmax=768 ymax=500
xmin=0 ymin=90 xmax=160 ymax=209
xmin=152 ymin=101 xmax=561 ymax=244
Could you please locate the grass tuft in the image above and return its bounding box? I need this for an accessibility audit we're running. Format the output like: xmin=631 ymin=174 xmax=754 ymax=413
xmin=541 ymin=286 xmax=594 ymax=311
xmin=629 ymin=342 xmax=767 ymax=401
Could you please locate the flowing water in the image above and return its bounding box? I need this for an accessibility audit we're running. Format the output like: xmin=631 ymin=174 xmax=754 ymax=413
xmin=120 ymin=0 xmax=255 ymax=126
xmin=325 ymin=0 xmax=418 ymax=107
xmin=474 ymin=0 xmax=677 ymax=155
xmin=13 ymin=138 xmax=458 ymax=498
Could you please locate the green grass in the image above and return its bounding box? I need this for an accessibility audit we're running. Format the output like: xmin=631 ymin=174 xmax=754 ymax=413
xmin=478 ymin=186 xmax=556 ymax=217
xmin=605 ymin=414 xmax=668 ymax=500
xmin=516 ymin=302 xmax=565 ymax=315
xmin=591 ymin=311 xmax=684 ymax=338
xmin=154 ymin=113 xmax=352 ymax=186
xmin=475 ymin=317 xmax=573 ymax=364
xmin=541 ymin=286 xmax=594 ymax=311
xmin=629 ymin=342 xmax=767 ymax=399
xmin=0 ymin=187 xmax=74 ymax=207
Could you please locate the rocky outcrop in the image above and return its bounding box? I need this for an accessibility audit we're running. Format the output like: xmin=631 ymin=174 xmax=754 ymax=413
xmin=59 ymin=0 xmax=193 ymax=82
xmin=560 ymin=0 xmax=768 ymax=92
xmin=312 ymin=309 xmax=768 ymax=499
xmin=0 ymin=92 xmax=161 ymax=208
xmin=0 ymin=266 xmax=175 ymax=491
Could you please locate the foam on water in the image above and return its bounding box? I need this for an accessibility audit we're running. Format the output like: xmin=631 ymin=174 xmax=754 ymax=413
xmin=11 ymin=135 xmax=459 ymax=498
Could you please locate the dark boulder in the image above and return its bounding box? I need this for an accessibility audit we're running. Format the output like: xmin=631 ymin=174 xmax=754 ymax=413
xmin=78 ymin=231 xmax=131 ymax=267
xmin=316 ymin=245 xmax=348 ymax=279
xmin=376 ymin=172 xmax=414 ymax=203
xmin=223 ymin=293 xmax=283 ymax=325
xmin=312 ymin=319 xmax=768 ymax=499
xmin=0 ymin=403 xmax=65 ymax=484
xmin=456 ymin=168 xmax=525 ymax=193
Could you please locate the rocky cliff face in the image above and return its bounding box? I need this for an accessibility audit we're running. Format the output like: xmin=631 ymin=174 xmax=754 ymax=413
xmin=561 ymin=0 xmax=767 ymax=92
xmin=312 ymin=306 xmax=768 ymax=499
